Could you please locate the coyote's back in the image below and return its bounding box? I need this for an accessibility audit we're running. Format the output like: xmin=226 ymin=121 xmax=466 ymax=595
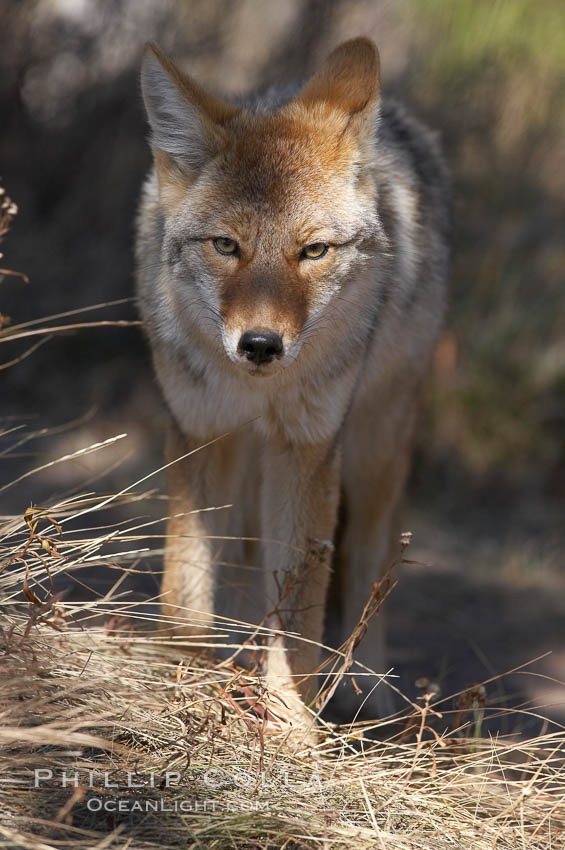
xmin=136 ymin=38 xmax=449 ymax=723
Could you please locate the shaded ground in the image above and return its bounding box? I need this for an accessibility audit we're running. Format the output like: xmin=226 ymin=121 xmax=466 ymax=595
xmin=389 ymin=513 xmax=565 ymax=731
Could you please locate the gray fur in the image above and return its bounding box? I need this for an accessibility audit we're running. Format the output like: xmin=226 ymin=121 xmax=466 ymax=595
xmin=141 ymin=51 xmax=216 ymax=172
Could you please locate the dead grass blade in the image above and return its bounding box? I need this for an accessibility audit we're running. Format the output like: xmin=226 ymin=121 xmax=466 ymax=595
xmin=1 ymin=435 xmax=564 ymax=849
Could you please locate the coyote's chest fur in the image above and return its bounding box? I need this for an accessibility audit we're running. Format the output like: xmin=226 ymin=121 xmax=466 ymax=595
xmin=136 ymin=37 xmax=450 ymax=722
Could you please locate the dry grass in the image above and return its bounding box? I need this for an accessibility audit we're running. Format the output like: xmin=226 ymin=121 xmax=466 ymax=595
xmin=2 ymin=181 xmax=564 ymax=848
xmin=1 ymin=438 xmax=564 ymax=850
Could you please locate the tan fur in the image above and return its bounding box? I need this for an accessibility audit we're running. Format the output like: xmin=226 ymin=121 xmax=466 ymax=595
xmin=153 ymin=150 xmax=192 ymax=216
xmin=136 ymin=39 xmax=450 ymax=722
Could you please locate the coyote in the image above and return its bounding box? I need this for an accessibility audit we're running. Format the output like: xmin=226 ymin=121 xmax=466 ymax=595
xmin=136 ymin=38 xmax=449 ymax=720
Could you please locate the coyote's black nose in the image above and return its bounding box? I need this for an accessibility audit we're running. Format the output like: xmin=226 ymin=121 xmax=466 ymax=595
xmin=238 ymin=330 xmax=283 ymax=365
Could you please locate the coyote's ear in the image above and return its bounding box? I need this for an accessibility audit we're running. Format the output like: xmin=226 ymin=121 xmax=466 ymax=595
xmin=140 ymin=43 xmax=238 ymax=174
xmin=298 ymin=37 xmax=380 ymax=120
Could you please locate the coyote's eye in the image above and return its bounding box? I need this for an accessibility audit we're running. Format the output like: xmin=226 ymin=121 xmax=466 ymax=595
xmin=213 ymin=237 xmax=239 ymax=256
xmin=301 ymin=242 xmax=329 ymax=260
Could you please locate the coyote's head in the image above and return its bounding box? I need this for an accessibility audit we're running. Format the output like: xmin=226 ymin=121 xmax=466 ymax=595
xmin=141 ymin=38 xmax=384 ymax=376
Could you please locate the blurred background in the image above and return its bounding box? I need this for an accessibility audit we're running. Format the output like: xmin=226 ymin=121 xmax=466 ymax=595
xmin=1 ymin=0 xmax=564 ymax=724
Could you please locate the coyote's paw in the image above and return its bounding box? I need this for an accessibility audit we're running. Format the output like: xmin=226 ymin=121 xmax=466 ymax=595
xmin=233 ymin=681 xmax=322 ymax=749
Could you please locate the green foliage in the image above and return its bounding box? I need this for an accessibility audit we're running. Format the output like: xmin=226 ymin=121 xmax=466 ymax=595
xmin=409 ymin=0 xmax=565 ymax=482
xmin=412 ymin=0 xmax=565 ymax=78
